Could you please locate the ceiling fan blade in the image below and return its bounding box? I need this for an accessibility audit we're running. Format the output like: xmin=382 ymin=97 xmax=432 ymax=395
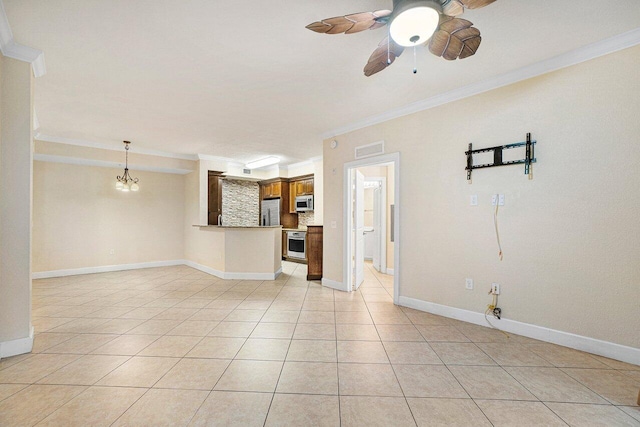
xmin=428 ymin=17 xmax=482 ymax=60
xmin=364 ymin=37 xmax=405 ymax=77
xmin=460 ymin=0 xmax=497 ymax=9
xmin=442 ymin=0 xmax=465 ymax=16
xmin=306 ymin=10 xmax=392 ymax=35
xmin=442 ymin=0 xmax=497 ymax=16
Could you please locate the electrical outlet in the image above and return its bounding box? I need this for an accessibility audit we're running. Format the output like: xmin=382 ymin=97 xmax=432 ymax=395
xmin=330 ymin=221 xmax=337 ymax=229
xmin=465 ymin=278 xmax=474 ymax=290
xmin=491 ymin=194 xmax=498 ymax=206
xmin=491 ymin=283 xmax=500 ymax=295
xmin=498 ymin=194 xmax=505 ymax=206
xmin=109 ymin=249 xmax=115 ymax=255
xmin=470 ymin=195 xmax=478 ymax=206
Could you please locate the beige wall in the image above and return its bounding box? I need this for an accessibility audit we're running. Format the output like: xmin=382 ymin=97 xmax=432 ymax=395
xmin=0 ymin=56 xmax=33 ymax=344
xmin=322 ymin=46 xmax=640 ymax=349
xmin=311 ymin=158 xmax=323 ymax=225
xmin=33 ymin=162 xmax=185 ymax=272
xmin=35 ymin=140 xmax=195 ymax=172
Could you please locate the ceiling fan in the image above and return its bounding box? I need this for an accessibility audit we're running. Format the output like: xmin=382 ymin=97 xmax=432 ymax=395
xmin=306 ymin=0 xmax=497 ymax=76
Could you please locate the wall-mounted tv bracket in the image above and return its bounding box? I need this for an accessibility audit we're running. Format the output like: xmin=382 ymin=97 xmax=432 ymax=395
xmin=466 ymin=133 xmax=536 ymax=180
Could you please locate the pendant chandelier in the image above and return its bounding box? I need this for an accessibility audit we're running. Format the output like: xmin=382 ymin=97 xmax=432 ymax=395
xmin=115 ymin=141 xmax=139 ymax=192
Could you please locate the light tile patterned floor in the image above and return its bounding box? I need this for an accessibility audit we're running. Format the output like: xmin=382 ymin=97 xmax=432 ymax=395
xmin=0 ymin=261 xmax=638 ymax=426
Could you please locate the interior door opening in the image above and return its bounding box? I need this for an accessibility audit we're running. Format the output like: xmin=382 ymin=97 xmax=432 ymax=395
xmin=344 ymin=153 xmax=400 ymax=304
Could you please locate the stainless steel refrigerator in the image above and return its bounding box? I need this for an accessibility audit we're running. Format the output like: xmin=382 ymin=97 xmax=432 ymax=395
xmin=261 ymin=199 xmax=280 ymax=226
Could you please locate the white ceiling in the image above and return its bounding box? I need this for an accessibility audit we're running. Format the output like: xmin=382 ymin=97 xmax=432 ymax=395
xmin=5 ymin=0 xmax=640 ymax=165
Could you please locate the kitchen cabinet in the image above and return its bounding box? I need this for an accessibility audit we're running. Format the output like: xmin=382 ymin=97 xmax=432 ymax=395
xmin=262 ymin=181 xmax=281 ymax=199
xmin=306 ymin=225 xmax=323 ymax=280
xmin=294 ymin=177 xmax=314 ymax=196
xmin=282 ymin=230 xmax=287 ymax=259
xmin=259 ymin=178 xmax=297 ymax=229
xmin=288 ymin=175 xmax=314 ymax=213
xmin=289 ymin=182 xmax=296 ymax=214
xmin=207 ymin=171 xmax=224 ymax=225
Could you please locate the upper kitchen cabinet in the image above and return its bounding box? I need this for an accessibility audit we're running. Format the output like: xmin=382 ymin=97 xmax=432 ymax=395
xmin=259 ymin=178 xmax=297 ymax=229
xmin=207 ymin=171 xmax=224 ymax=225
xmin=289 ymin=174 xmax=314 ymax=213
xmin=261 ymin=181 xmax=282 ymax=199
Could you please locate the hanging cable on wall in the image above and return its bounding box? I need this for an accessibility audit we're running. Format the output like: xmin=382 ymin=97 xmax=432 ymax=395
xmin=494 ymin=196 xmax=503 ymax=261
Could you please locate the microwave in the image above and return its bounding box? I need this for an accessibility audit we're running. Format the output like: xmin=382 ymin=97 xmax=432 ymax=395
xmin=295 ymin=195 xmax=313 ymax=212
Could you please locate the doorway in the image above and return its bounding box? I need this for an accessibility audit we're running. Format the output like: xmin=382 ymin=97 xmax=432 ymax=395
xmin=343 ymin=153 xmax=400 ymax=304
xmin=363 ymin=177 xmax=387 ymax=275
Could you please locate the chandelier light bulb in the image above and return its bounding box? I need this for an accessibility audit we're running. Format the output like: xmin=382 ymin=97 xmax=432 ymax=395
xmin=116 ymin=181 xmax=124 ymax=190
xmin=131 ymin=183 xmax=139 ymax=192
xmin=121 ymin=183 xmax=130 ymax=192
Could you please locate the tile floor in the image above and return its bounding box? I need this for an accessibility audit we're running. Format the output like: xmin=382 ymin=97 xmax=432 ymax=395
xmin=0 ymin=261 xmax=638 ymax=426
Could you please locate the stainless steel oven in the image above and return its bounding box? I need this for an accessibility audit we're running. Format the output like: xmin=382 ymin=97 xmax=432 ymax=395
xmin=287 ymin=231 xmax=306 ymax=259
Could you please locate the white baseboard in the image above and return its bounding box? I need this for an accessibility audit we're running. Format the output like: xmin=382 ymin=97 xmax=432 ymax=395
xmin=34 ymin=260 xmax=282 ymax=281
xmin=0 ymin=326 xmax=34 ymax=359
xmin=322 ymin=278 xmax=346 ymax=292
xmin=183 ymin=261 xmax=282 ymax=280
xmin=32 ymin=260 xmax=185 ymax=279
xmin=399 ymin=296 xmax=640 ymax=366
xmin=386 ymin=268 xmax=394 ymax=276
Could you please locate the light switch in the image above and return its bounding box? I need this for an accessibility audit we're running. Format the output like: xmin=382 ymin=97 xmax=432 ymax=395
xmin=470 ymin=195 xmax=478 ymax=206
xmin=465 ymin=278 xmax=474 ymax=290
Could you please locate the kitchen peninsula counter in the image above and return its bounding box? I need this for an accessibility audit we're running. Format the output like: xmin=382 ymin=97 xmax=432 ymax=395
xmin=186 ymin=225 xmax=282 ymax=280
xmin=193 ymin=225 xmax=282 ymax=229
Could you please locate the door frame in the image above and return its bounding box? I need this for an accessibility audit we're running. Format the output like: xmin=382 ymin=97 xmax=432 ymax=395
xmin=343 ymin=152 xmax=400 ymax=304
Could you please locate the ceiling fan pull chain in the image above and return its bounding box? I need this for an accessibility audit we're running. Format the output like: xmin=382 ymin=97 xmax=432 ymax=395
xmin=413 ymin=46 xmax=417 ymax=74
xmin=387 ymin=28 xmax=391 ymax=65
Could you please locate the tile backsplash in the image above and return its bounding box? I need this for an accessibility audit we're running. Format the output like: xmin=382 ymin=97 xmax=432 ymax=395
xmin=298 ymin=211 xmax=315 ymax=229
xmin=222 ymin=179 xmax=259 ymax=226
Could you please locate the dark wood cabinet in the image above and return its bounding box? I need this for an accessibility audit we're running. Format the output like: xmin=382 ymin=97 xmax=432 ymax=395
xmin=306 ymin=226 xmax=323 ymax=280
xmin=207 ymin=171 xmax=223 ymax=225
xmin=282 ymin=231 xmax=288 ymax=259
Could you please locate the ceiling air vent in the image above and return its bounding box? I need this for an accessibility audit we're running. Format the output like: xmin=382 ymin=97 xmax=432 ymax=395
xmin=355 ymin=141 xmax=384 ymax=159
xmin=243 ymin=168 xmax=251 ymax=175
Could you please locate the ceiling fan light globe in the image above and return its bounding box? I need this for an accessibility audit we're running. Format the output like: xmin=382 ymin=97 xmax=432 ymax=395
xmin=389 ymin=5 xmax=440 ymax=47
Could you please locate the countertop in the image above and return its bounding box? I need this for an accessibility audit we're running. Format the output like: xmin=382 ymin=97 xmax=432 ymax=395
xmin=193 ymin=225 xmax=282 ymax=229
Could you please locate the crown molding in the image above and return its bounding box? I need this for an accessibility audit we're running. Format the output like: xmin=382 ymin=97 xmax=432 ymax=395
xmin=197 ymin=153 xmax=237 ymax=163
xmin=284 ymin=155 xmax=323 ymax=171
xmin=322 ymin=27 xmax=640 ymax=139
xmin=0 ymin=0 xmax=46 ymax=77
xmin=34 ymin=153 xmax=193 ymax=175
xmin=36 ymin=133 xmax=198 ymax=161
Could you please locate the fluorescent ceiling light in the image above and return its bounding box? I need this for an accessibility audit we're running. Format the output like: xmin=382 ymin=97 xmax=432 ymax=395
xmin=245 ymin=156 xmax=280 ymax=169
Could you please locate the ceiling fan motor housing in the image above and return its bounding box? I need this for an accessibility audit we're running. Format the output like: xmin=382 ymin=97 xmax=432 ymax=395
xmin=392 ymin=0 xmax=443 ymax=16
xmin=390 ymin=0 xmax=443 ymax=47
